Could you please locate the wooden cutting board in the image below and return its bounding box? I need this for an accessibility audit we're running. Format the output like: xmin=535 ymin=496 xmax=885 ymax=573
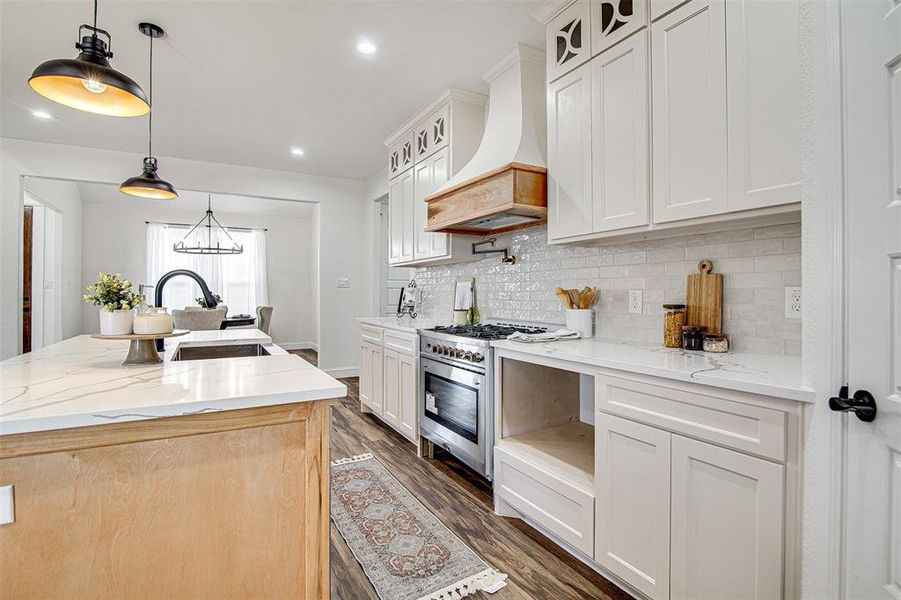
xmin=686 ymin=259 xmax=723 ymax=334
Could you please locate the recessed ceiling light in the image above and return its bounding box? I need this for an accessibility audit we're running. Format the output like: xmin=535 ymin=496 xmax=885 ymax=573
xmin=32 ymin=110 xmax=53 ymax=120
xmin=356 ymin=41 xmax=377 ymax=55
xmin=291 ymin=147 xmax=305 ymax=156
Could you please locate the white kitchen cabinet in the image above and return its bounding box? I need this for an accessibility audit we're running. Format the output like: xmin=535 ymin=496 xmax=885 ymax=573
xmin=546 ymin=0 xmax=592 ymax=82
xmin=383 ymin=349 xmax=401 ymax=427
xmin=397 ymin=353 xmax=418 ymax=440
xmin=548 ymin=62 xmax=594 ymax=241
xmin=670 ymin=434 xmax=784 ymax=600
xmin=388 ymin=132 xmax=415 ymax=180
xmin=651 ymin=0 xmax=728 ymax=223
xmin=595 ymin=413 xmax=670 ymax=600
xmin=358 ymin=324 xmax=419 ymax=445
xmin=726 ymin=0 xmax=800 ymax=211
xmin=413 ymin=147 xmax=450 ymax=261
xmin=359 ymin=341 xmax=383 ymax=415
xmin=590 ymin=31 xmax=650 ymax=232
xmin=388 ymin=168 xmax=415 ymax=265
xmin=384 ymin=89 xmax=486 ymax=267
xmin=650 ymin=0 xmax=689 ymax=21
xmin=590 ymin=0 xmax=648 ymax=57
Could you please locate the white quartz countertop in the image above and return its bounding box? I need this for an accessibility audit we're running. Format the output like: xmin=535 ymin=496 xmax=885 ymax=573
xmin=0 ymin=330 xmax=346 ymax=436
xmin=491 ymin=338 xmax=813 ymax=402
xmin=357 ymin=316 xmax=436 ymax=334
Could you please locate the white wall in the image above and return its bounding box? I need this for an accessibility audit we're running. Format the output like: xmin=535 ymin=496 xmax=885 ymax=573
xmin=78 ymin=198 xmax=316 ymax=348
xmin=23 ymin=177 xmax=83 ymax=342
xmin=0 ymin=138 xmax=368 ymax=374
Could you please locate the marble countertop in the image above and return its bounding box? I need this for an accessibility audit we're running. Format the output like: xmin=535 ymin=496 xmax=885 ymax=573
xmin=358 ymin=316 xmax=437 ymax=334
xmin=491 ymin=338 xmax=813 ymax=402
xmin=0 ymin=330 xmax=346 ymax=436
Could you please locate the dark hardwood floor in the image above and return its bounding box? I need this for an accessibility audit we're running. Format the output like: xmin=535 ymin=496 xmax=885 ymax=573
xmin=288 ymin=349 xmax=629 ymax=600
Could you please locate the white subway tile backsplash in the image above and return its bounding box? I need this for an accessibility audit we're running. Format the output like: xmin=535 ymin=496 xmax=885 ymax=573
xmin=414 ymin=223 xmax=802 ymax=356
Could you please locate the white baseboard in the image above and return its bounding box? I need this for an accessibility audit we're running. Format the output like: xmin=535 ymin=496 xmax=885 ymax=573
xmin=278 ymin=342 xmax=319 ymax=351
xmin=325 ymin=367 xmax=359 ymax=378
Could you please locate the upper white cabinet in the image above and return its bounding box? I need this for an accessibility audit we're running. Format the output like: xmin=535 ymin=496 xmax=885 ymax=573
xmin=591 ymin=31 xmax=650 ymax=232
xmin=548 ymin=63 xmax=594 ymax=240
xmin=590 ymin=0 xmax=648 ymax=56
xmin=546 ymin=1 xmax=592 ymax=82
xmin=540 ymin=0 xmax=800 ymax=243
xmin=651 ymin=0 xmax=728 ymax=223
xmin=726 ymin=0 xmax=800 ymax=211
xmin=384 ymin=89 xmax=486 ymax=266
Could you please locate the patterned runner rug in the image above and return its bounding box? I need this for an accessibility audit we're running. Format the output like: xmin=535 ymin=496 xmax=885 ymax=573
xmin=330 ymin=454 xmax=507 ymax=600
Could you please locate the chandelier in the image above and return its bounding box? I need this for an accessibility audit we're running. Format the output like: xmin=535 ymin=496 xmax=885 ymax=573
xmin=173 ymin=195 xmax=243 ymax=255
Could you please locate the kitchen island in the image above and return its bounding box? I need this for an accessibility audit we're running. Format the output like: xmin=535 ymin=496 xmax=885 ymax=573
xmin=0 ymin=330 xmax=345 ymax=598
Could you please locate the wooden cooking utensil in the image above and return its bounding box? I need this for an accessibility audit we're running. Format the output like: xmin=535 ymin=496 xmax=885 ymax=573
xmin=555 ymin=287 xmax=572 ymax=309
xmin=567 ymin=289 xmax=581 ymax=309
xmin=685 ymin=259 xmax=723 ymax=333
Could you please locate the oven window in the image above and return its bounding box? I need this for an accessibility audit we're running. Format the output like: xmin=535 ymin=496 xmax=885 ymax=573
xmin=423 ymin=371 xmax=478 ymax=443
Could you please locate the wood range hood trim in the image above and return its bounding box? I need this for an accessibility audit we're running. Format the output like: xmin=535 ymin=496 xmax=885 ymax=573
xmin=424 ymin=162 xmax=547 ymax=235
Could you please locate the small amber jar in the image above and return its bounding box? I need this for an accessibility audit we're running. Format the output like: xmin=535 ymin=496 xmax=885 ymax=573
xmin=682 ymin=326 xmax=706 ymax=350
xmin=663 ymin=304 xmax=686 ymax=348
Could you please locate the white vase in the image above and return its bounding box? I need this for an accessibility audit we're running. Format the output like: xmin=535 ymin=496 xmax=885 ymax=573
xmin=565 ymin=309 xmax=594 ymax=338
xmin=99 ymin=309 xmax=134 ymax=336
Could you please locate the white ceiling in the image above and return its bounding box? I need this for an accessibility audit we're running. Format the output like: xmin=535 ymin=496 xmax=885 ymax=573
xmin=74 ymin=180 xmax=316 ymax=218
xmin=1 ymin=1 xmax=545 ymax=181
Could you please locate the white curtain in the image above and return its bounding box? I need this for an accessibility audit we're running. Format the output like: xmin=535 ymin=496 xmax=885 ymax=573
xmin=146 ymin=223 xmax=268 ymax=316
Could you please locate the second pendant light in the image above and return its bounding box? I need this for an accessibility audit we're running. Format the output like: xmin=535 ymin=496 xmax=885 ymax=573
xmin=120 ymin=22 xmax=177 ymax=200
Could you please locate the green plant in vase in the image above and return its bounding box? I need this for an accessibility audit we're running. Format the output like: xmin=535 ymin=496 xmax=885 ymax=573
xmin=83 ymin=273 xmax=144 ymax=335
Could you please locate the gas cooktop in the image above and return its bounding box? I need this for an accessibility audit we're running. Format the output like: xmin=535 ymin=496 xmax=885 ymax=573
xmin=428 ymin=323 xmax=548 ymax=341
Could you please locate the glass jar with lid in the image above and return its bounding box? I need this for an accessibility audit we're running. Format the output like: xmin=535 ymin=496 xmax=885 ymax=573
xmin=703 ymin=333 xmax=729 ymax=353
xmin=133 ymin=306 xmax=175 ymax=335
xmin=682 ymin=325 xmax=706 ymax=351
xmin=663 ymin=304 xmax=686 ymax=348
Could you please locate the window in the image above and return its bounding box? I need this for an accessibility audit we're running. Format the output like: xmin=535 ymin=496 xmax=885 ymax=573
xmin=146 ymin=223 xmax=268 ymax=316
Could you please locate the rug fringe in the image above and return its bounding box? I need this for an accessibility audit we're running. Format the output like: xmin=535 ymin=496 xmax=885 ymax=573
xmin=415 ymin=568 xmax=508 ymax=600
xmin=330 ymin=453 xmax=373 ymax=466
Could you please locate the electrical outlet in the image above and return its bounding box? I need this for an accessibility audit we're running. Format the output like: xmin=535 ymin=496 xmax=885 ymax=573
xmin=628 ymin=290 xmax=643 ymax=314
xmin=337 ymin=278 xmax=350 ymax=289
xmin=785 ymin=287 xmax=802 ymax=319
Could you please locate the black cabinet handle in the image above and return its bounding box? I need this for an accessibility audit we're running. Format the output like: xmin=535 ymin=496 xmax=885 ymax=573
xmin=829 ymin=385 xmax=877 ymax=422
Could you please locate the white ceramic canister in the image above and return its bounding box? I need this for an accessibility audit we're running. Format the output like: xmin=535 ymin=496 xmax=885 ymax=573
xmin=565 ymin=309 xmax=594 ymax=338
xmin=99 ymin=309 xmax=135 ymax=336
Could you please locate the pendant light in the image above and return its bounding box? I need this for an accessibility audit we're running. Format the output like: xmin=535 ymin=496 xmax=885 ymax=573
xmin=119 ymin=23 xmax=177 ymax=200
xmin=174 ymin=195 xmax=244 ymax=255
xmin=28 ymin=0 xmax=149 ymax=117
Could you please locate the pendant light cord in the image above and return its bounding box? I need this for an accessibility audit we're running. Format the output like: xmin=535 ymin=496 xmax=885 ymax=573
xmin=148 ymin=32 xmax=153 ymax=158
xmin=92 ymin=0 xmax=98 ymax=33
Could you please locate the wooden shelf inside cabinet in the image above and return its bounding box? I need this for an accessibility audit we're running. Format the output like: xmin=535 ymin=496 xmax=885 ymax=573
xmin=496 ymin=421 xmax=595 ymax=495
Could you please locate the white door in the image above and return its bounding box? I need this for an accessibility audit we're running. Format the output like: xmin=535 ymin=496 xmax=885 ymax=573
xmin=359 ymin=342 xmax=373 ymax=410
xmin=651 ymin=0 xmax=728 ymax=223
xmin=388 ymin=168 xmax=414 ymax=264
xmin=548 ymin=62 xmax=593 ymax=240
xmin=398 ymin=353 xmax=417 ymax=441
xmin=591 ymin=30 xmax=650 ymax=233
xmin=383 ymin=349 xmax=400 ymax=427
xmin=726 ymin=0 xmax=800 ymax=212
xmin=595 ymin=414 xmax=670 ymax=600
xmin=841 ymin=1 xmax=901 ymax=597
xmin=670 ymin=435 xmax=783 ymax=600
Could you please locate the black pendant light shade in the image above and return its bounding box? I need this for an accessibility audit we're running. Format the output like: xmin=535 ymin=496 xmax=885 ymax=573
xmin=119 ymin=157 xmax=178 ymax=200
xmin=120 ymin=22 xmax=177 ymax=200
xmin=28 ymin=1 xmax=149 ymax=117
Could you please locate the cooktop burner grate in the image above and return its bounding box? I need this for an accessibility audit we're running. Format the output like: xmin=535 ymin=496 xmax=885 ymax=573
xmin=429 ymin=323 xmax=548 ymax=341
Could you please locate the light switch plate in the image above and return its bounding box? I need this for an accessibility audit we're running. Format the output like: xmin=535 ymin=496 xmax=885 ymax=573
xmin=337 ymin=278 xmax=351 ymax=289
xmin=785 ymin=287 xmax=802 ymax=319
xmin=0 ymin=485 xmax=14 ymax=525
xmin=628 ymin=290 xmax=643 ymax=314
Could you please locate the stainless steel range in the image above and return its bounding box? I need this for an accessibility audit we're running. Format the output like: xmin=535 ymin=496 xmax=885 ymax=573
xmin=418 ymin=320 xmax=550 ymax=479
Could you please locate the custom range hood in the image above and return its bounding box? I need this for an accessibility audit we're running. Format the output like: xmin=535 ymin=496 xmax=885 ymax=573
xmin=425 ymin=43 xmax=547 ymax=235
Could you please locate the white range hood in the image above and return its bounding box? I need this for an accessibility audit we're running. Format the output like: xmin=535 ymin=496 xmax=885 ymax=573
xmin=425 ymin=43 xmax=548 ymax=235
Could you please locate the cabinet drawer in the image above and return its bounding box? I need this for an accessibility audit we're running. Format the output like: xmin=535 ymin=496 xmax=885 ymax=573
xmin=360 ymin=325 xmax=384 ymax=345
xmin=494 ymin=445 xmax=594 ymax=556
xmin=384 ymin=331 xmax=417 ymax=355
xmin=596 ymin=374 xmax=786 ymax=461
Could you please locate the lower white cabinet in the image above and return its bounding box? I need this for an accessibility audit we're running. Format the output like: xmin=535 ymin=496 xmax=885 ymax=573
xmin=358 ymin=325 xmax=418 ymax=444
xmin=670 ymin=435 xmax=784 ymax=600
xmin=595 ymin=414 xmax=671 ymax=600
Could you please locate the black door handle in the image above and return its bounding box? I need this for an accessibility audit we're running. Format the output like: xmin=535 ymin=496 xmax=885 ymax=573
xmin=829 ymin=385 xmax=877 ymax=422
